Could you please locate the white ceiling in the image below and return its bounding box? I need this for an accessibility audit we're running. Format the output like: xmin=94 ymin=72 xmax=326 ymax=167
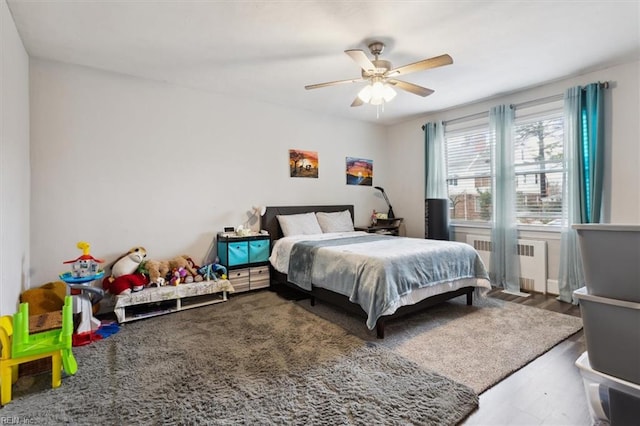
xmin=7 ymin=0 xmax=640 ymax=125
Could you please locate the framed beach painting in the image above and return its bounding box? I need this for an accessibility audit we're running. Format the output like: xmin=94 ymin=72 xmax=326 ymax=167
xmin=346 ymin=157 xmax=373 ymax=186
xmin=289 ymin=149 xmax=319 ymax=178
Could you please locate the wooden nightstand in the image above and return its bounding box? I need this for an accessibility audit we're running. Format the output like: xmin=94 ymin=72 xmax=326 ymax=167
xmin=355 ymin=218 xmax=403 ymax=236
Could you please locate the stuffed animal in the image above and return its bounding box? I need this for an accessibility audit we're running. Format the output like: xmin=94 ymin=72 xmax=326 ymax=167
xmin=143 ymin=259 xmax=170 ymax=286
xmin=103 ymin=273 xmax=149 ymax=295
xmin=139 ymin=255 xmax=203 ymax=287
xmin=102 ymin=246 xmax=147 ymax=294
xmin=169 ymin=267 xmax=188 ymax=286
xmin=198 ymin=263 xmax=227 ymax=281
xmin=169 ymin=255 xmax=197 ymax=276
xmin=108 ymin=247 xmax=147 ymax=280
xmin=183 ymin=256 xmax=204 ymax=282
xmin=169 ymin=255 xmax=203 ymax=282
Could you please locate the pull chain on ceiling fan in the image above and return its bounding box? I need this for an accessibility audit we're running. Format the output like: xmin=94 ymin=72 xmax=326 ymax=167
xmin=305 ymin=41 xmax=453 ymax=111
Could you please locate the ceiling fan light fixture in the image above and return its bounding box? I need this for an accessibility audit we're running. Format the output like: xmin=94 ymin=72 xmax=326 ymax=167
xmin=371 ymin=81 xmax=385 ymax=98
xmin=305 ymin=41 xmax=451 ymax=111
xmin=359 ymin=81 xmax=396 ymax=105
xmin=357 ymin=85 xmax=373 ymax=102
xmin=383 ymin=85 xmax=397 ymax=102
xmin=370 ymin=95 xmax=384 ymax=106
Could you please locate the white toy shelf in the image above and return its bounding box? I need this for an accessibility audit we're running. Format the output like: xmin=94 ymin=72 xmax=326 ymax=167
xmin=112 ymin=279 xmax=233 ymax=323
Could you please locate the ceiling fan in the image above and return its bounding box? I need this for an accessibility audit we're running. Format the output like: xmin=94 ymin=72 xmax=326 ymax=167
xmin=305 ymin=41 xmax=453 ymax=107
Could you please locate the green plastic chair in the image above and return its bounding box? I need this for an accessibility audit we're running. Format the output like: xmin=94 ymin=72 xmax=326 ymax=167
xmin=1 ymin=295 xmax=77 ymax=405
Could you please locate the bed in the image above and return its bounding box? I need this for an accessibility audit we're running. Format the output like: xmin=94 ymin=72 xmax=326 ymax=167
xmin=261 ymin=205 xmax=491 ymax=338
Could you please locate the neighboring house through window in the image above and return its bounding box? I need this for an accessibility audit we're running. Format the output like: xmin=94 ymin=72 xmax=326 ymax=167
xmin=444 ymin=99 xmax=564 ymax=227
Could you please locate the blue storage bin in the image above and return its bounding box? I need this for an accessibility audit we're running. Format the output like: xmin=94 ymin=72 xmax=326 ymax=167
xmin=217 ymin=233 xmax=270 ymax=269
xmin=218 ymin=241 xmax=249 ymax=267
xmin=249 ymin=240 xmax=270 ymax=263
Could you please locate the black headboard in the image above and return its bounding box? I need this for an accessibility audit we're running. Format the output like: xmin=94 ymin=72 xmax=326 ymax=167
xmin=261 ymin=205 xmax=355 ymax=245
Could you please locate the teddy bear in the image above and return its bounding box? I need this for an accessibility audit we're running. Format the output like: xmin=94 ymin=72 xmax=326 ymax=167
xmin=168 ymin=255 xmax=203 ymax=283
xmin=142 ymin=259 xmax=171 ymax=287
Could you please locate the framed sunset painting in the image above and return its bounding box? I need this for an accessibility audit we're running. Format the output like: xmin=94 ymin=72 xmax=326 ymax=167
xmin=289 ymin=149 xmax=319 ymax=178
xmin=346 ymin=157 xmax=373 ymax=186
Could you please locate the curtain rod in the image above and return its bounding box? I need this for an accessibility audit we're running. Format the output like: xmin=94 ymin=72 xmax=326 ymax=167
xmin=510 ymin=81 xmax=609 ymax=110
xmin=510 ymin=93 xmax=563 ymax=110
xmin=421 ymin=81 xmax=610 ymax=131
xmin=421 ymin=111 xmax=487 ymax=131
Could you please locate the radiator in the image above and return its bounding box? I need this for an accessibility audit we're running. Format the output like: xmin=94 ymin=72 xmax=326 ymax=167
xmin=466 ymin=235 xmax=548 ymax=294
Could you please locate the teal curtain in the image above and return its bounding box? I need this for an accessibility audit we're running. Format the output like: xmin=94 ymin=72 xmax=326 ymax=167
xmin=558 ymin=83 xmax=605 ymax=303
xmin=424 ymin=121 xmax=448 ymax=199
xmin=489 ymin=105 xmax=521 ymax=294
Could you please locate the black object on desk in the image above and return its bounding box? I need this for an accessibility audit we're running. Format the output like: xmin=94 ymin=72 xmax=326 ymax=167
xmin=355 ymin=218 xmax=403 ymax=236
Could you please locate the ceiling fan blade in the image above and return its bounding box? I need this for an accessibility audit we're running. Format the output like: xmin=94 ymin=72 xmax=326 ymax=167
xmin=345 ymin=49 xmax=376 ymax=72
xmin=351 ymin=96 xmax=364 ymax=107
xmin=385 ymin=54 xmax=453 ymax=77
xmin=388 ymin=79 xmax=435 ymax=97
xmin=305 ymin=77 xmax=363 ymax=90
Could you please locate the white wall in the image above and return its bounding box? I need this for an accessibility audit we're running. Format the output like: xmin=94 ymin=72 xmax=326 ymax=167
xmin=29 ymin=59 xmax=388 ymax=287
xmin=0 ymin=0 xmax=30 ymax=315
xmin=387 ymin=60 xmax=640 ymax=287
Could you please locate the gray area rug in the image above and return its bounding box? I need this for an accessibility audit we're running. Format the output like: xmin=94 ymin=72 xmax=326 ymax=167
xmin=2 ymin=291 xmax=477 ymax=425
xmin=296 ymin=291 xmax=584 ymax=394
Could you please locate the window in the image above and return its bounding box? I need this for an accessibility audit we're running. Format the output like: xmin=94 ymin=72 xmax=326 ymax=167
xmin=513 ymin=109 xmax=564 ymax=225
xmin=444 ymin=100 xmax=564 ymax=227
xmin=445 ymin=119 xmax=492 ymax=222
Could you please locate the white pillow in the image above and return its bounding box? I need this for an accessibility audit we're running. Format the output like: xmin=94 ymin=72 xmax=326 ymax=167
xmin=277 ymin=212 xmax=323 ymax=237
xmin=316 ymin=210 xmax=354 ymax=233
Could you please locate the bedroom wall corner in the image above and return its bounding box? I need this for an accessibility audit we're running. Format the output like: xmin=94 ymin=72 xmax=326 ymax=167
xmin=0 ymin=0 xmax=30 ymax=315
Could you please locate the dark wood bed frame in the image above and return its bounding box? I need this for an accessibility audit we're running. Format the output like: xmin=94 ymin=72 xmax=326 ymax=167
xmin=261 ymin=205 xmax=474 ymax=338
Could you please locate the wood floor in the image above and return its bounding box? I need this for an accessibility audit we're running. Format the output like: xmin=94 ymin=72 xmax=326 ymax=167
xmin=462 ymin=289 xmax=590 ymax=426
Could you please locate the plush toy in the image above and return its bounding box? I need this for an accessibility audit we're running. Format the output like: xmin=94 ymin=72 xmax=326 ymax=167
xmin=143 ymin=259 xmax=170 ymax=286
xmin=103 ymin=273 xmax=149 ymax=296
xmin=198 ymin=263 xmax=227 ymax=281
xmin=183 ymin=256 xmax=204 ymax=282
xmin=169 ymin=267 xmax=188 ymax=286
xmin=169 ymin=255 xmax=197 ymax=275
xmin=101 ymin=246 xmax=147 ymax=295
xmin=169 ymin=255 xmax=204 ymax=282
xmin=110 ymin=247 xmax=147 ymax=277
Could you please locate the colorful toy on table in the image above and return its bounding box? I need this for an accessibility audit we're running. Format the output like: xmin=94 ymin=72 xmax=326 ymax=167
xmin=61 ymin=241 xmax=105 ymax=281
xmin=59 ymin=241 xmax=105 ymax=346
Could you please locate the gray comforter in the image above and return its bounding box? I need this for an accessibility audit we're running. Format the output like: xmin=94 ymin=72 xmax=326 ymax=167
xmin=287 ymin=235 xmax=489 ymax=329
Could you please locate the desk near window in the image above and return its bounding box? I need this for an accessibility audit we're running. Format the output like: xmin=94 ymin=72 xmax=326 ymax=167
xmin=355 ymin=218 xmax=403 ymax=236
